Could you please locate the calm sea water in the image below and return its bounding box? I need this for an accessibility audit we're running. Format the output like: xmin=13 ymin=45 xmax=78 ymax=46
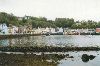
xmin=0 ymin=35 xmax=100 ymax=66
xmin=1 ymin=51 xmax=100 ymax=66
xmin=58 ymin=51 xmax=100 ymax=66
xmin=0 ymin=35 xmax=100 ymax=47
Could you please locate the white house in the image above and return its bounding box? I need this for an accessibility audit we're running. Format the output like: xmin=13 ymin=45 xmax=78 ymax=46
xmin=78 ymin=29 xmax=95 ymax=33
xmin=33 ymin=27 xmax=44 ymax=34
xmin=58 ymin=27 xmax=63 ymax=33
xmin=42 ymin=27 xmax=50 ymax=33
xmin=12 ymin=26 xmax=18 ymax=34
xmin=8 ymin=26 xmax=19 ymax=34
xmin=0 ymin=23 xmax=8 ymax=34
xmin=49 ymin=28 xmax=56 ymax=33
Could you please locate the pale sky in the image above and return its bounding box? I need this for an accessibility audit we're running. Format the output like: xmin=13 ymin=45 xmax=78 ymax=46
xmin=0 ymin=0 xmax=100 ymax=21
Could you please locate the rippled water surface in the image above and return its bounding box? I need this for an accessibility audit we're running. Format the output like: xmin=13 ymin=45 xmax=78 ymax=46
xmin=0 ymin=35 xmax=100 ymax=47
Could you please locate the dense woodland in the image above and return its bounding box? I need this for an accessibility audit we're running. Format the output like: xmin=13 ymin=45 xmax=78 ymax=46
xmin=0 ymin=12 xmax=100 ymax=29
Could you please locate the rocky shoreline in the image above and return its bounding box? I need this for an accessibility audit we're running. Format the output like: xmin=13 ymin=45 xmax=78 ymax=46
xmin=0 ymin=51 xmax=97 ymax=66
xmin=0 ymin=46 xmax=100 ymax=52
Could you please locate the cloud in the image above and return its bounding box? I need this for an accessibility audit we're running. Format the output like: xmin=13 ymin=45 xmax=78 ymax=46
xmin=0 ymin=0 xmax=100 ymax=21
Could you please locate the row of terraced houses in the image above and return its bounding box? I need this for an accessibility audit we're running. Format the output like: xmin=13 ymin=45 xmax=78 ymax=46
xmin=0 ymin=23 xmax=100 ymax=35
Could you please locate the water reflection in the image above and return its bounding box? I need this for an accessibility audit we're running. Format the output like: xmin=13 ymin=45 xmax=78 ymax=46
xmin=0 ymin=39 xmax=9 ymax=46
xmin=0 ymin=35 xmax=100 ymax=47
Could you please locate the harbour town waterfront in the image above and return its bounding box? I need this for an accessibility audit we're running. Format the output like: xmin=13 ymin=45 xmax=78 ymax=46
xmin=0 ymin=23 xmax=100 ymax=37
xmin=0 ymin=12 xmax=100 ymax=66
xmin=1 ymin=0 xmax=100 ymax=65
